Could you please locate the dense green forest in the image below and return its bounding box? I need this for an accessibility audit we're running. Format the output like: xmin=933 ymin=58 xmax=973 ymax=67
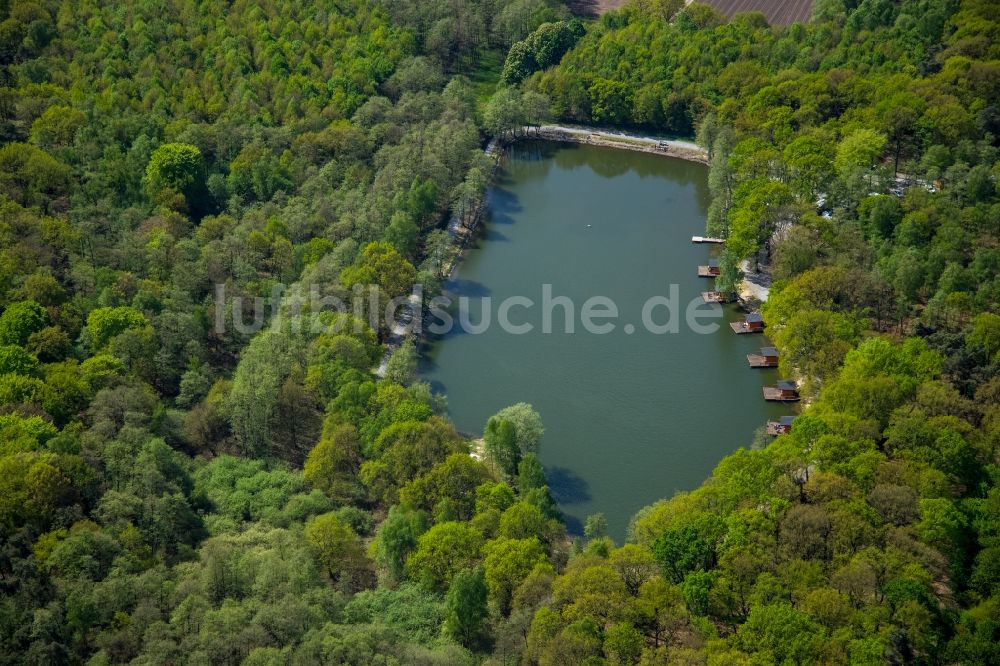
xmin=1 ymin=0 xmax=999 ymax=664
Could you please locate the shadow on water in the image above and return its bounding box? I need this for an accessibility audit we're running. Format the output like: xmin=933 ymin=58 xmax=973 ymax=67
xmin=562 ymin=513 xmax=585 ymax=536
xmin=545 ymin=465 xmax=591 ymax=505
xmin=482 ymin=228 xmax=509 ymax=242
xmin=585 ymin=153 xmax=634 ymax=180
xmin=415 ymin=343 xmax=456 ymax=401
xmin=443 ymin=278 xmax=492 ymax=298
xmin=486 ymin=187 xmax=521 ymax=225
xmin=418 ymin=277 xmax=492 ymax=347
xmin=424 ymin=377 xmax=448 ymax=395
xmin=510 ymin=140 xmax=568 ymax=163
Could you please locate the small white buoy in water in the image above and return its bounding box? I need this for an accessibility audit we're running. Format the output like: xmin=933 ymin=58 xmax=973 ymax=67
xmin=587 ymin=224 xmax=592 ymax=227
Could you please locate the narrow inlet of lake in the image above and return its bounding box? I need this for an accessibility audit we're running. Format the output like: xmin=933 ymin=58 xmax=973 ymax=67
xmin=420 ymin=141 xmax=788 ymax=540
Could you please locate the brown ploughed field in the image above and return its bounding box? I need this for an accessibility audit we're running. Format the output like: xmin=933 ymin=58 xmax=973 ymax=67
xmin=701 ymin=0 xmax=813 ymax=25
xmin=568 ymin=0 xmax=813 ymax=25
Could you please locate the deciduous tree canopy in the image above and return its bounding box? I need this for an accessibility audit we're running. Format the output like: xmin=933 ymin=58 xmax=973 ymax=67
xmin=1 ymin=0 xmax=999 ymax=663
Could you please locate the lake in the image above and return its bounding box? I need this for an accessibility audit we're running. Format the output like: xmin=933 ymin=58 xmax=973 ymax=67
xmin=420 ymin=141 xmax=788 ymax=539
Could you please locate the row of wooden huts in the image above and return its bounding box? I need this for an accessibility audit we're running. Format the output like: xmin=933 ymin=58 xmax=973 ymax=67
xmin=696 ymin=246 xmax=796 ymax=436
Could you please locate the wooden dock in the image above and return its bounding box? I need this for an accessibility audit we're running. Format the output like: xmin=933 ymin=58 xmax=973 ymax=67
xmin=702 ymin=291 xmax=736 ymax=304
xmin=748 ymin=354 xmax=778 ymax=368
xmin=764 ymin=380 xmax=800 ymax=402
xmin=731 ymin=312 xmax=764 ymax=334
xmin=763 ymin=387 xmax=800 ymax=401
xmin=766 ymin=416 xmax=796 ymax=436
xmin=692 ymin=236 xmax=725 ymax=244
xmin=730 ymin=321 xmax=764 ymax=334
xmin=698 ymin=266 xmax=719 ymax=278
xmin=747 ymin=346 xmax=779 ymax=368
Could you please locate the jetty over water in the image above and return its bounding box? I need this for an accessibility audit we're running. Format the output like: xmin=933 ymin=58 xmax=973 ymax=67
xmin=730 ymin=312 xmax=764 ymax=334
xmin=702 ymin=291 xmax=736 ymax=304
xmin=698 ymin=259 xmax=720 ymax=278
xmin=692 ymin=236 xmax=724 ymax=244
xmin=763 ymin=380 xmax=800 ymax=402
xmin=766 ymin=416 xmax=797 ymax=435
xmin=747 ymin=346 xmax=779 ymax=368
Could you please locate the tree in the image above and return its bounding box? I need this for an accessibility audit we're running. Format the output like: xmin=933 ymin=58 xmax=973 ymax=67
xmin=522 ymin=91 xmax=552 ymax=132
xmin=716 ymin=249 xmax=742 ymax=294
xmin=634 ymin=0 xmax=685 ymax=20
xmin=483 ymin=537 xmax=547 ymax=614
xmin=385 ymin=211 xmax=420 ymax=257
xmin=682 ymin=569 xmax=715 ymax=616
xmin=883 ymin=99 xmax=919 ymax=175
xmin=367 ymin=416 xmax=465 ymax=496
xmin=518 ymin=453 xmax=547 ymax=491
xmin=483 ymin=87 xmax=525 ymax=138
xmin=85 ymin=307 xmax=149 ymax=350
xmin=782 ymin=134 xmax=834 ymax=195
xmin=484 ymin=416 xmax=520 ymax=477
xmin=29 ymin=105 xmax=85 ymax=149
xmin=374 ymin=505 xmax=427 ymax=582
xmin=584 ymin=513 xmax=607 ymax=540
xmin=340 ymin=241 xmax=417 ymax=301
xmin=727 ymin=179 xmax=795 ymax=265
xmin=176 ymin=365 xmax=213 ymax=408
xmin=771 ymin=309 xmax=862 ymax=385
xmin=967 ymin=312 xmax=1000 ymax=361
xmin=421 ymin=229 xmax=454 ymax=278
xmin=384 ymin=340 xmax=418 ymax=386
xmin=735 ymin=602 xmax=825 ymax=664
xmin=779 ymin=504 xmax=833 ymax=561
xmin=492 ymin=0 xmax=554 ymax=46
xmin=0 ymin=345 xmax=39 ymax=376
xmin=500 ymin=40 xmax=536 ymax=86
xmin=0 ymin=452 xmax=72 ymax=532
xmin=144 ymin=142 xmax=206 ymax=209
xmin=399 ymin=453 xmax=492 ymax=521
xmin=19 ymin=271 xmax=66 ymax=307
xmin=306 ymin=511 xmax=370 ymax=586
xmin=834 ymin=129 xmax=887 ymax=180
xmin=603 ymin=622 xmax=643 ymax=665
xmin=404 ymin=178 xmax=441 ymax=228
xmin=492 ymin=402 xmax=544 ymax=454
xmin=650 ymin=526 xmax=716 ymax=584
xmin=917 ymin=498 xmax=969 ymax=580
xmin=499 ymin=502 xmax=550 ymax=542
xmin=859 ymin=195 xmax=902 ymax=239
xmin=406 ymin=521 xmax=483 ymax=592
xmin=867 ymin=484 xmax=919 ymax=527
xmin=609 ymin=545 xmax=657 ymax=596
xmin=0 ymin=301 xmax=48 ymax=346
xmin=632 ymin=576 xmax=687 ymax=649
xmin=588 ymin=78 xmax=631 ymax=124
xmin=500 ymin=20 xmax=583 ymax=86
xmin=965 ymin=164 xmax=996 ymax=203
xmin=0 ymin=143 xmax=71 ymax=209
xmin=697 ymin=112 xmax=720 ymax=158
xmin=227 ymin=143 xmax=292 ymax=202
xmin=527 ymin=21 xmax=582 ymax=69
xmin=444 ymin=567 xmax=489 ymax=648
xmin=227 ymin=327 xmax=303 ymax=457
xmin=303 ymin=423 xmax=362 ymax=504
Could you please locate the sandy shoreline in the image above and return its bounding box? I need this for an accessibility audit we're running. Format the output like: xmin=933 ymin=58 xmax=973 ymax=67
xmin=530 ymin=125 xmax=709 ymax=164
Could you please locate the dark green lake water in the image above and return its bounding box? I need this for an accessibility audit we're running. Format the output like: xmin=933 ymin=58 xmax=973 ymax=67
xmin=420 ymin=141 xmax=787 ymax=539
